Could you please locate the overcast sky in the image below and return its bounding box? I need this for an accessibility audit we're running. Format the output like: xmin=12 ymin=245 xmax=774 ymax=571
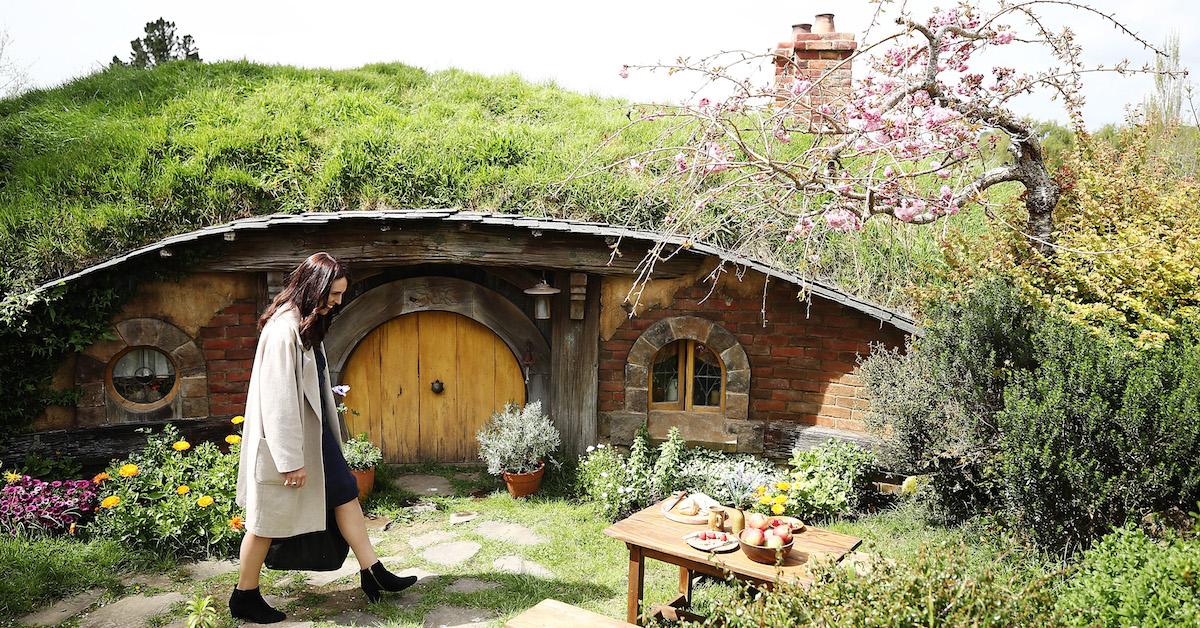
xmin=2 ymin=0 xmax=1196 ymax=128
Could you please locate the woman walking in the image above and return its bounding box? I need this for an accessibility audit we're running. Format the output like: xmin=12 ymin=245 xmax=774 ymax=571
xmin=231 ymin=252 xmax=415 ymax=624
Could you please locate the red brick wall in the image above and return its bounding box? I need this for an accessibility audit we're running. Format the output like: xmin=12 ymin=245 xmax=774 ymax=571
xmin=599 ymin=281 xmax=906 ymax=432
xmin=198 ymin=300 xmax=259 ymax=417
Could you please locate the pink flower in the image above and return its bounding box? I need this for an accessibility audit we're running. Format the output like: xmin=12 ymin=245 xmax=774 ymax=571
xmin=940 ymin=185 xmax=954 ymax=200
xmin=991 ymin=30 xmax=1015 ymax=45
xmin=790 ymin=79 xmax=812 ymax=96
xmin=619 ymin=65 xmax=629 ymax=79
xmin=673 ymin=152 xmax=689 ymax=172
xmin=703 ymin=142 xmax=730 ymax=174
xmin=774 ymin=128 xmax=791 ymax=143
xmin=883 ymin=165 xmax=895 ymax=178
xmin=627 ymin=159 xmax=644 ymax=174
xmin=825 ymin=208 xmax=861 ymax=232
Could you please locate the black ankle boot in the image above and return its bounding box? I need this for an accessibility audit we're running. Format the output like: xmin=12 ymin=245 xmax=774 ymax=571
xmin=360 ymin=561 xmax=418 ymax=603
xmin=229 ymin=586 xmax=286 ymax=624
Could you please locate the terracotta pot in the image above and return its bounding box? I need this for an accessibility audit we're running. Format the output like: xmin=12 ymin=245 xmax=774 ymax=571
xmin=351 ymin=467 xmax=375 ymax=501
xmin=814 ymin=13 xmax=836 ymax=34
xmin=501 ymin=461 xmax=545 ymax=498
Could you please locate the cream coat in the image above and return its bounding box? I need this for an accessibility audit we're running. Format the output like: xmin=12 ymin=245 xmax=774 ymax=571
xmin=235 ymin=306 xmax=343 ymax=538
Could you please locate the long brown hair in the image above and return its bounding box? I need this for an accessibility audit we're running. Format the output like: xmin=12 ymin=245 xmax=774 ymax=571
xmin=258 ymin=252 xmax=350 ymax=349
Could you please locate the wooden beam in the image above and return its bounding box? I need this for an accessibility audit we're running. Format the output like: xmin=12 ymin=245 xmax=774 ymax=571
xmin=197 ymin=223 xmax=702 ymax=277
xmin=549 ymin=271 xmax=600 ymax=458
xmin=0 ymin=417 xmax=237 ymax=470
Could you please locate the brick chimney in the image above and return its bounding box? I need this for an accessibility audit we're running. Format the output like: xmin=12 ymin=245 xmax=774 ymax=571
xmin=773 ymin=13 xmax=857 ymax=128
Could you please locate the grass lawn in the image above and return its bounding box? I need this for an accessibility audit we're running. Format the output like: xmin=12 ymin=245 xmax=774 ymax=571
xmin=6 ymin=463 xmax=1058 ymax=627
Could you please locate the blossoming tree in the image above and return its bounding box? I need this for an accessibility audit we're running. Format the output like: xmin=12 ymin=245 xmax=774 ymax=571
xmin=589 ymin=1 xmax=1174 ymax=272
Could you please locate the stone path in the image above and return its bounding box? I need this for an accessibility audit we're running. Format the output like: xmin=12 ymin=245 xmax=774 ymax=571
xmin=444 ymin=578 xmax=500 ymax=594
xmin=449 ymin=511 xmax=480 ymax=525
xmin=393 ymin=474 xmax=454 ymax=495
xmin=128 ymin=572 xmax=175 ymax=589
xmin=325 ymin=609 xmax=385 ymax=626
xmin=423 ymin=605 xmax=496 ymax=628
xmin=492 ymin=555 xmax=553 ymax=579
xmin=302 ymin=557 xmax=363 ymax=586
xmin=421 ymin=541 xmax=482 ymax=566
xmin=181 ymin=558 xmax=239 ymax=580
xmin=78 ymin=591 xmax=185 ymax=628
xmin=474 ymin=520 xmax=546 ymax=545
xmin=408 ymin=529 xmax=457 ymax=549
xmin=19 ymin=588 xmax=105 ymax=627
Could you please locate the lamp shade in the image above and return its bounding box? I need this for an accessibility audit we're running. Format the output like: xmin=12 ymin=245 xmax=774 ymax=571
xmin=524 ymin=280 xmax=561 ymax=320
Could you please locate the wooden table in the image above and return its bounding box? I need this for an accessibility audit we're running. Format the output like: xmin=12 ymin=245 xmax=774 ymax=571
xmin=603 ymin=503 xmax=862 ymax=625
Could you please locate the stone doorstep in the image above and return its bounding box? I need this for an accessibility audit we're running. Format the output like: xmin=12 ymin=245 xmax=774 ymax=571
xmin=19 ymin=588 xmax=105 ymax=627
xmin=421 ymin=541 xmax=482 ymax=567
xmin=423 ymin=605 xmax=496 ymax=628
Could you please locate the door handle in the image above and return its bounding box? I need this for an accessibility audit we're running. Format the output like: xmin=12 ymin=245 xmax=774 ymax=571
xmin=431 ymin=379 xmax=445 ymax=394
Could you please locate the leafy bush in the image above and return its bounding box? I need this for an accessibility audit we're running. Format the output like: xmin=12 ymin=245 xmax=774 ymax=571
xmin=649 ymin=427 xmax=685 ymax=501
xmin=0 ymin=474 xmax=98 ymax=536
xmin=998 ymin=321 xmax=1200 ymax=550
xmin=91 ymin=423 xmax=245 ymax=558
xmin=750 ymin=440 xmax=876 ymax=521
xmin=341 ymin=432 xmax=383 ymax=471
xmin=676 ymin=449 xmax=778 ymax=510
xmin=476 ymin=401 xmax=560 ymax=475
xmin=702 ymin=541 xmax=1057 ymax=627
xmin=1057 ymin=526 xmax=1200 ymax=627
xmin=574 ymin=444 xmax=636 ymax=520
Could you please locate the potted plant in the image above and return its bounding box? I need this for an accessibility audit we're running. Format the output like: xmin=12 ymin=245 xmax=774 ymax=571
xmin=476 ymin=401 xmax=560 ymax=498
xmin=342 ymin=432 xmax=383 ymax=500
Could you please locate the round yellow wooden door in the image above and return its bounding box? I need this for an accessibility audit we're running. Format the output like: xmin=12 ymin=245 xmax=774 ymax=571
xmin=341 ymin=311 xmax=526 ymax=463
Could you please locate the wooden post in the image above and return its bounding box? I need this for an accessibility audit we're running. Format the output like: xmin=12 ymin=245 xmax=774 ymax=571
xmin=549 ymin=271 xmax=599 ymax=458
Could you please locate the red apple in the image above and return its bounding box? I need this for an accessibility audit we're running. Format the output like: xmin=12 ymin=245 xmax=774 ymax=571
xmin=765 ymin=534 xmax=785 ymax=549
xmin=741 ymin=528 xmax=766 ymax=546
xmin=771 ymin=525 xmax=793 ymax=544
xmin=746 ymin=513 xmax=769 ymax=530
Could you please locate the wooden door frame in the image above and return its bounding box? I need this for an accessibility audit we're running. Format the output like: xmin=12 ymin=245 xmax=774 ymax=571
xmin=323 ymin=276 xmax=551 ymax=438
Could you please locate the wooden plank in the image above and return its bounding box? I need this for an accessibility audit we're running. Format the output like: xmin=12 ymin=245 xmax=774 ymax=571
xmin=603 ymin=503 xmax=862 ymax=587
xmin=456 ymin=316 xmax=496 ymax=463
xmin=549 ymin=272 xmax=600 ymax=458
xmin=505 ymin=599 xmax=634 ymax=628
xmin=494 ymin=333 xmax=526 ymax=410
xmin=342 ymin=328 xmax=380 ymax=448
xmin=417 ymin=311 xmax=458 ymax=461
xmin=382 ymin=314 xmax=420 ymax=463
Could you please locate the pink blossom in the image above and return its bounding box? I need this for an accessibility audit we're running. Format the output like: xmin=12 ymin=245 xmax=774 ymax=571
xmin=774 ymin=128 xmax=791 ymax=143
xmin=883 ymin=165 xmax=895 ymax=178
xmin=825 ymin=208 xmax=861 ymax=232
xmin=698 ymin=97 xmax=710 ymax=109
xmin=627 ymin=159 xmax=644 ymax=174
xmin=674 ymin=152 xmax=689 ymax=173
xmin=795 ymin=216 xmax=815 ymax=233
xmin=894 ymin=198 xmax=927 ymax=222
xmin=790 ymin=79 xmax=812 ymax=96
xmin=784 ymin=233 xmax=796 ymax=243
xmin=619 ymin=65 xmax=629 ymax=79
xmin=991 ymin=30 xmax=1015 ymax=45
xmin=703 ymin=142 xmax=730 ymax=174
xmin=940 ymin=185 xmax=954 ymax=200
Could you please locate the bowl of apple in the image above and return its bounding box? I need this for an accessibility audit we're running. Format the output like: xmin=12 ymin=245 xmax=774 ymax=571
xmin=738 ymin=513 xmax=795 ymax=564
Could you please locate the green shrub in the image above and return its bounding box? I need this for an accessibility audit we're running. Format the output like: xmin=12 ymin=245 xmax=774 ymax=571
xmin=1057 ymin=526 xmax=1200 ymax=627
xmin=341 ymin=432 xmax=383 ymax=472
xmin=750 ymin=440 xmax=876 ymax=521
xmin=702 ymin=541 xmax=1058 ymax=627
xmin=475 ymin=401 xmax=560 ymax=475
xmin=998 ymin=321 xmax=1200 ymax=550
xmin=574 ymin=444 xmax=635 ymax=520
xmin=91 ymin=424 xmax=244 ymax=559
xmin=649 ymin=427 xmax=685 ymax=501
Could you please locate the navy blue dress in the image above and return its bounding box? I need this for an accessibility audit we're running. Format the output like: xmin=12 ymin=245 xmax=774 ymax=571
xmin=315 ymin=345 xmax=360 ymax=509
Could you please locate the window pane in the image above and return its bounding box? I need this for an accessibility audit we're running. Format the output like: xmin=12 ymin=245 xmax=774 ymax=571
xmin=651 ymin=341 xmax=681 ymax=403
xmin=112 ymin=347 xmax=177 ymax=404
xmin=692 ymin=343 xmax=722 ymax=407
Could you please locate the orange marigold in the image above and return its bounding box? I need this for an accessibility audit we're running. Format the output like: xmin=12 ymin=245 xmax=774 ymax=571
xmin=229 ymin=515 xmax=244 ymax=530
xmin=100 ymin=495 xmax=121 ymax=508
xmin=196 ymin=495 xmax=214 ymax=508
xmin=172 ymin=440 xmax=191 ymax=452
xmin=177 ymin=485 xmax=190 ymax=495
xmin=92 ymin=472 xmax=110 ymax=484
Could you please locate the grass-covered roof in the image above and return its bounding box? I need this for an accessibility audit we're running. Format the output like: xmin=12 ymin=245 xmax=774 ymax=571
xmin=0 ymin=60 xmax=666 ymax=294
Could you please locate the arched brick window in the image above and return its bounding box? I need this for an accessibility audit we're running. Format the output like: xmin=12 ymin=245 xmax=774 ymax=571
xmin=625 ymin=316 xmax=750 ymax=420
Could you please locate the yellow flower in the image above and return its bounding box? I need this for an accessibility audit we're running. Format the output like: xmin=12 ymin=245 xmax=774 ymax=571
xmin=225 ymin=434 xmax=242 ymax=445
xmin=176 ymin=485 xmax=190 ymax=495
xmin=196 ymin=495 xmax=214 ymax=508
xmin=231 ymin=415 xmax=245 ymax=425
xmin=229 ymin=515 xmax=244 ymax=530
xmin=100 ymin=495 xmax=121 ymax=508
xmin=68 ymin=522 xmax=77 ymax=535
xmin=771 ymin=503 xmax=786 ymax=515
xmin=92 ymin=472 xmax=110 ymax=484
xmin=773 ymin=495 xmax=788 ymax=505
xmin=754 ymin=485 xmax=767 ymax=495
xmin=775 ymin=481 xmax=791 ymax=491
xmin=4 ymin=471 xmax=20 ymax=484
xmin=758 ymin=495 xmax=772 ymax=505
xmin=118 ymin=464 xmax=139 ymax=478
xmin=172 ymin=440 xmax=190 ymax=452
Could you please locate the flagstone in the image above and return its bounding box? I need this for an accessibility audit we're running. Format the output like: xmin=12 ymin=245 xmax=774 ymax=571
xmin=79 ymin=592 xmax=185 ymax=628
xmin=449 ymin=511 xmax=480 ymax=525
xmin=421 ymin=541 xmax=481 ymax=566
xmin=302 ymin=557 xmax=362 ymax=586
xmin=326 ymin=609 xmax=385 ymax=626
xmin=444 ymin=578 xmax=500 ymax=594
xmin=393 ymin=474 xmax=453 ymax=495
xmin=128 ymin=572 xmax=175 ymax=589
xmin=408 ymin=529 xmax=457 ymax=549
xmin=474 ymin=521 xmax=546 ymax=545
xmin=182 ymin=558 xmax=239 ymax=580
xmin=423 ymin=605 xmax=495 ymax=628
xmin=492 ymin=555 xmax=553 ymax=579
xmin=19 ymin=588 xmax=104 ymax=627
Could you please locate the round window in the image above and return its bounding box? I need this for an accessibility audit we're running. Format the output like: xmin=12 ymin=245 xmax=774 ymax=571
xmin=109 ymin=347 xmax=178 ymax=406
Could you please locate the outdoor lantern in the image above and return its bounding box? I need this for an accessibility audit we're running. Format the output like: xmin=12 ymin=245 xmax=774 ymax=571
xmin=524 ymin=279 xmax=561 ymax=320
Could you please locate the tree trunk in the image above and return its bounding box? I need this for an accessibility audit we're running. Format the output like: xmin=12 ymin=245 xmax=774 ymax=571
xmin=1016 ymin=140 xmax=1060 ymax=258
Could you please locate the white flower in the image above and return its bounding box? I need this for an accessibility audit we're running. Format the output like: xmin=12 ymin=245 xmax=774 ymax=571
xmin=597 ymin=444 xmax=605 ymax=449
xmin=586 ymin=445 xmax=595 ymax=453
xmin=600 ymin=472 xmax=608 ymax=478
